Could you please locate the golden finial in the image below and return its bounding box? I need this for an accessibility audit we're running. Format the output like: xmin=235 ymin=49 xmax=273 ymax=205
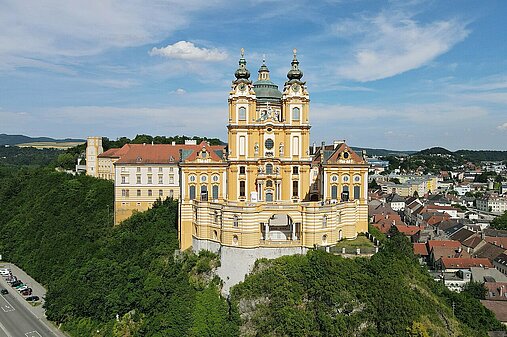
xmin=262 ymin=54 xmax=266 ymax=64
xmin=240 ymin=48 xmax=245 ymax=57
xmin=293 ymin=48 xmax=297 ymax=57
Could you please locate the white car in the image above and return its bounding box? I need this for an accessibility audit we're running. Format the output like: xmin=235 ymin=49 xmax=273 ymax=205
xmin=0 ymin=269 xmax=11 ymax=276
xmin=17 ymin=285 xmax=29 ymax=292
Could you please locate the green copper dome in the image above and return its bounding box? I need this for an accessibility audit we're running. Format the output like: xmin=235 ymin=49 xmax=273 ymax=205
xmin=253 ymin=60 xmax=282 ymax=101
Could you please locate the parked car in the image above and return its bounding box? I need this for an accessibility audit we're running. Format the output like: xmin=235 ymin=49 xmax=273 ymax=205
xmin=10 ymin=280 xmax=22 ymax=287
xmin=25 ymin=296 xmax=39 ymax=302
xmin=6 ymin=276 xmax=17 ymax=283
xmin=0 ymin=269 xmax=11 ymax=276
xmin=17 ymin=285 xmax=29 ymax=292
xmin=15 ymin=284 xmax=27 ymax=289
xmin=20 ymin=288 xmax=32 ymax=296
xmin=0 ymin=288 xmax=8 ymax=295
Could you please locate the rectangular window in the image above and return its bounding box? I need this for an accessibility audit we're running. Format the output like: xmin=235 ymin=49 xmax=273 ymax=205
xmin=159 ymin=189 xmax=163 ymax=197
xmin=240 ymin=181 xmax=246 ymax=197
xmin=169 ymin=190 xmax=174 ymax=198
xmin=148 ymin=189 xmax=153 ymax=196
xmin=239 ymin=136 xmax=246 ymax=156
xmin=239 ymin=166 xmax=246 ymax=175
xmin=137 ymin=167 xmax=141 ymax=173
xmin=136 ymin=175 xmax=141 ymax=184
xmin=169 ymin=175 xmax=174 ymax=184
xmin=292 ymin=166 xmax=299 ymax=175
xmin=159 ymin=167 xmax=163 ymax=173
xmin=147 ymin=176 xmax=152 ymax=184
xmin=169 ymin=167 xmax=174 ymax=172
xmin=137 ymin=189 xmax=141 ymax=196
xmin=292 ymin=136 xmax=299 ymax=156
xmin=148 ymin=167 xmax=152 ymax=173
xmin=293 ymin=181 xmax=299 ymax=197
xmin=189 ymin=186 xmax=196 ymax=200
xmin=121 ymin=176 xmax=127 ymax=184
xmin=158 ymin=175 xmax=163 ymax=184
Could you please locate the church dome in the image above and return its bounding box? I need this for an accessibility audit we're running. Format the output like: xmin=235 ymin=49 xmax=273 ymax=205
xmin=253 ymin=60 xmax=282 ymax=101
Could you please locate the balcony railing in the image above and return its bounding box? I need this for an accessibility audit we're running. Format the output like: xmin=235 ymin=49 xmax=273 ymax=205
xmin=259 ymin=239 xmax=302 ymax=247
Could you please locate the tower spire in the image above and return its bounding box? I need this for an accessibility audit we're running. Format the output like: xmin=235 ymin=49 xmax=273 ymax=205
xmin=286 ymin=48 xmax=303 ymax=83
xmin=234 ymin=48 xmax=251 ymax=83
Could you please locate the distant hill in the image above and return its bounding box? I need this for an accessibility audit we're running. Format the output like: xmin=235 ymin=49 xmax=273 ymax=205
xmin=351 ymin=147 xmax=416 ymax=157
xmin=415 ymin=147 xmax=454 ymax=156
xmin=412 ymin=147 xmax=507 ymax=161
xmin=0 ymin=134 xmax=85 ymax=146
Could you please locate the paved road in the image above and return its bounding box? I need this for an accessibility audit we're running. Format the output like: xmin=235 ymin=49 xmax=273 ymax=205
xmin=0 ymin=263 xmax=67 ymax=337
xmin=0 ymin=291 xmax=58 ymax=337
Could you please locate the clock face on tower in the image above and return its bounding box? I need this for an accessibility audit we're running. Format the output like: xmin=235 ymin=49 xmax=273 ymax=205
xmin=292 ymin=84 xmax=300 ymax=93
xmin=238 ymin=83 xmax=246 ymax=91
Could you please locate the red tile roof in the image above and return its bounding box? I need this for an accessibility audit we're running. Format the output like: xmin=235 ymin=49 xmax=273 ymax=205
xmin=98 ymin=144 xmax=132 ymax=158
xmin=394 ymin=224 xmax=420 ymax=236
xmin=326 ymin=143 xmax=365 ymax=164
xmin=114 ymin=144 xmax=183 ymax=164
xmin=413 ymin=243 xmax=429 ymax=256
xmin=486 ymin=237 xmax=507 ymax=249
xmin=427 ymin=240 xmax=461 ymax=252
xmin=426 ymin=204 xmax=459 ymax=211
xmin=480 ymin=300 xmax=507 ymax=322
xmin=440 ymin=257 xmax=492 ymax=269
xmin=113 ymin=142 xmax=226 ymax=165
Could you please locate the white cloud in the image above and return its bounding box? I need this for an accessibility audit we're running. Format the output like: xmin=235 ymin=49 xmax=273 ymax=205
xmin=335 ymin=12 xmax=469 ymax=82
xmin=0 ymin=0 xmax=222 ymax=70
xmin=170 ymin=88 xmax=187 ymax=95
xmin=498 ymin=123 xmax=507 ymax=131
xmin=149 ymin=41 xmax=228 ymax=62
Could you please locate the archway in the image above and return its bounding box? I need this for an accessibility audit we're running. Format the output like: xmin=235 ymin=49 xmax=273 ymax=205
xmin=262 ymin=213 xmax=297 ymax=241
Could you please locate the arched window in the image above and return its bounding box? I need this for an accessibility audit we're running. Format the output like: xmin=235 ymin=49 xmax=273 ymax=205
xmin=238 ymin=107 xmax=246 ymax=121
xmin=233 ymin=215 xmax=239 ymax=227
xmin=322 ymin=215 xmax=327 ymax=228
xmin=200 ymin=185 xmax=208 ymax=201
xmin=232 ymin=235 xmax=239 ymax=245
xmin=331 ymin=185 xmax=338 ymax=200
xmin=189 ymin=185 xmax=196 ymax=200
xmin=266 ymin=163 xmax=273 ymax=175
xmin=292 ymin=107 xmax=300 ymax=120
xmin=354 ymin=185 xmax=361 ymax=200
xmin=212 ymin=185 xmax=219 ymax=200
xmin=322 ymin=234 xmax=328 ymax=245
xmin=266 ymin=191 xmax=273 ymax=202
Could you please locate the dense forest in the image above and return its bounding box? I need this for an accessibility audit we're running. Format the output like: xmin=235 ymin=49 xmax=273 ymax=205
xmin=0 ymin=145 xmax=63 ymax=166
xmin=0 ymin=166 xmax=505 ymax=336
xmin=0 ymin=167 xmax=236 ymax=336
xmin=232 ymin=232 xmax=504 ymax=337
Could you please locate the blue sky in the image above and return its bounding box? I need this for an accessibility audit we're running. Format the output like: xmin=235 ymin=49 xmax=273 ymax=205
xmin=1 ymin=0 xmax=506 ymax=151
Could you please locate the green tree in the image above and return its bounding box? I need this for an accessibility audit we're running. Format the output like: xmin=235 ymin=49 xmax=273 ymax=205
xmin=491 ymin=211 xmax=507 ymax=230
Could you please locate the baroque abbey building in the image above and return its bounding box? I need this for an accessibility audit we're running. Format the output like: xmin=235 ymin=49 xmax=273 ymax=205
xmin=87 ymin=50 xmax=368 ymax=264
xmin=180 ymin=49 xmax=368 ymax=254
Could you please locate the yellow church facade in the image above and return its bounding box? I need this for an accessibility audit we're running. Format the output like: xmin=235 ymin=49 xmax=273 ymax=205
xmin=178 ymin=50 xmax=368 ymax=252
